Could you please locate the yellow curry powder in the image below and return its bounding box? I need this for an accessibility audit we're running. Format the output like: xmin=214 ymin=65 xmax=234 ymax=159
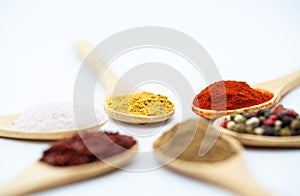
xmin=106 ymin=91 xmax=174 ymax=116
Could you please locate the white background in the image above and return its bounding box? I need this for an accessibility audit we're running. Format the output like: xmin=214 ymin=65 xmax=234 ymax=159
xmin=0 ymin=0 xmax=300 ymax=195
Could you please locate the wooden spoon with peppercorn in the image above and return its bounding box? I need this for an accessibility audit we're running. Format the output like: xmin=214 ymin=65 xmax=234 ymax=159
xmin=0 ymin=132 xmax=138 ymax=196
xmin=213 ymin=105 xmax=300 ymax=147
xmin=192 ymin=70 xmax=300 ymax=119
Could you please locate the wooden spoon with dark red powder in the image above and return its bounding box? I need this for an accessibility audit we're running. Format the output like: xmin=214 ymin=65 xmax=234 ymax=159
xmin=0 ymin=131 xmax=138 ymax=195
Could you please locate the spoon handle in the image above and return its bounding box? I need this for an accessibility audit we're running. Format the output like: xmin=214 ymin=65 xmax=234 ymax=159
xmin=75 ymin=41 xmax=133 ymax=94
xmin=0 ymin=162 xmax=112 ymax=196
xmin=0 ymin=145 xmax=137 ymax=195
xmin=207 ymin=156 xmax=271 ymax=196
xmin=254 ymin=70 xmax=300 ymax=99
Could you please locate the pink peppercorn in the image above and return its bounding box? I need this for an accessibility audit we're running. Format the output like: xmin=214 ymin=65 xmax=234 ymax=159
xmin=273 ymin=106 xmax=283 ymax=114
xmin=286 ymin=110 xmax=298 ymax=117
xmin=221 ymin=119 xmax=228 ymax=128
xmin=268 ymin=115 xmax=278 ymax=121
xmin=264 ymin=119 xmax=274 ymax=127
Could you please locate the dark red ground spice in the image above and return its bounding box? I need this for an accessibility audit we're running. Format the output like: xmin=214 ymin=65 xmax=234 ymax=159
xmin=40 ymin=132 xmax=136 ymax=166
xmin=193 ymin=80 xmax=273 ymax=111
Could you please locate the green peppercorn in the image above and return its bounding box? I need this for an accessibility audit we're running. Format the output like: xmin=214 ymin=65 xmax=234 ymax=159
xmin=234 ymin=114 xmax=246 ymax=123
xmin=235 ymin=123 xmax=246 ymax=133
xmin=264 ymin=109 xmax=272 ymax=117
xmin=249 ymin=109 xmax=257 ymax=114
xmin=280 ymin=128 xmax=291 ymax=136
xmin=259 ymin=116 xmax=266 ymax=122
xmin=274 ymin=125 xmax=281 ymax=132
xmin=245 ymin=125 xmax=254 ymax=133
xmin=230 ymin=112 xmax=238 ymax=120
xmin=276 ymin=103 xmax=284 ymax=108
xmin=291 ymin=120 xmax=300 ymax=130
xmin=237 ymin=110 xmax=246 ymax=115
xmin=278 ymin=104 xmax=284 ymax=107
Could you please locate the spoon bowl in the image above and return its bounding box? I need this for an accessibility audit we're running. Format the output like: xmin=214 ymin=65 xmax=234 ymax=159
xmin=75 ymin=41 xmax=175 ymax=124
xmin=192 ymin=70 xmax=300 ymax=119
xmin=154 ymin=119 xmax=270 ymax=196
xmin=213 ymin=116 xmax=300 ymax=147
xmin=104 ymin=104 xmax=174 ymax=124
xmin=0 ymin=113 xmax=108 ymax=140
xmin=0 ymin=143 xmax=138 ymax=196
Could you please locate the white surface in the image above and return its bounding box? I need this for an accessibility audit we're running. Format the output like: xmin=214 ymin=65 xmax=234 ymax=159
xmin=0 ymin=0 xmax=300 ymax=196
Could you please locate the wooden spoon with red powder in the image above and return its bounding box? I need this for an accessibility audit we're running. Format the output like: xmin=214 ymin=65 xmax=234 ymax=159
xmin=192 ymin=70 xmax=300 ymax=119
xmin=0 ymin=132 xmax=138 ymax=195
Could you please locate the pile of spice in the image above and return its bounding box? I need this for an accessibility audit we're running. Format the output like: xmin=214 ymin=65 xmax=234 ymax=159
xmin=106 ymin=91 xmax=174 ymax=116
xmin=12 ymin=103 xmax=105 ymax=132
xmin=40 ymin=131 xmax=136 ymax=166
xmin=154 ymin=119 xmax=237 ymax=162
xmin=221 ymin=104 xmax=300 ymax=136
xmin=193 ymin=81 xmax=273 ymax=111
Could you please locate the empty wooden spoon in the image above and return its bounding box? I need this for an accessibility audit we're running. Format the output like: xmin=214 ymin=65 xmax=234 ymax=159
xmin=0 ymin=143 xmax=137 ymax=196
xmin=192 ymin=70 xmax=300 ymax=119
xmin=0 ymin=113 xmax=108 ymax=140
xmin=154 ymin=119 xmax=271 ymax=196
xmin=213 ymin=116 xmax=300 ymax=147
xmin=75 ymin=41 xmax=175 ymax=124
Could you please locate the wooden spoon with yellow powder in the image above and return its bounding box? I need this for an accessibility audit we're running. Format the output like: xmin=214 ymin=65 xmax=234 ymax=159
xmin=75 ymin=41 xmax=175 ymax=124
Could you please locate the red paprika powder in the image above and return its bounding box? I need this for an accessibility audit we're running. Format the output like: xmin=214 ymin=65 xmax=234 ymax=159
xmin=193 ymin=80 xmax=273 ymax=111
xmin=40 ymin=131 xmax=136 ymax=166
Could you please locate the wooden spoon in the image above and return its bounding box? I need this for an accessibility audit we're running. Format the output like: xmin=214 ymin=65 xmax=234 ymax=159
xmin=153 ymin=119 xmax=271 ymax=196
xmin=75 ymin=41 xmax=175 ymax=124
xmin=213 ymin=116 xmax=300 ymax=147
xmin=192 ymin=70 xmax=300 ymax=119
xmin=0 ymin=113 xmax=108 ymax=140
xmin=0 ymin=143 xmax=138 ymax=196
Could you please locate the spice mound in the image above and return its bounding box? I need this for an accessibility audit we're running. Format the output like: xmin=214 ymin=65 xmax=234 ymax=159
xmin=155 ymin=119 xmax=237 ymax=162
xmin=106 ymin=91 xmax=174 ymax=116
xmin=12 ymin=103 xmax=106 ymax=132
xmin=193 ymin=81 xmax=273 ymax=111
xmin=40 ymin=132 xmax=136 ymax=166
xmin=221 ymin=104 xmax=300 ymax=136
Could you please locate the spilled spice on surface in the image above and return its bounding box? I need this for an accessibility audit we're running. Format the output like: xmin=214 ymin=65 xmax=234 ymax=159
xmin=40 ymin=132 xmax=136 ymax=166
xmin=155 ymin=119 xmax=238 ymax=162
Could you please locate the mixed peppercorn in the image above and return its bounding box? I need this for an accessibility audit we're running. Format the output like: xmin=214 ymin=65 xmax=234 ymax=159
xmin=221 ymin=104 xmax=300 ymax=136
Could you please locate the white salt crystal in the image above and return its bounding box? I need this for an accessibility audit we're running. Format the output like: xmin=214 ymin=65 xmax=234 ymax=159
xmin=12 ymin=103 xmax=106 ymax=132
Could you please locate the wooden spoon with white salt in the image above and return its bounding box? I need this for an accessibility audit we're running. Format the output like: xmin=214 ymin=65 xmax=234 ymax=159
xmin=0 ymin=114 xmax=107 ymax=140
xmin=154 ymin=119 xmax=271 ymax=196
xmin=0 ymin=104 xmax=108 ymax=140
